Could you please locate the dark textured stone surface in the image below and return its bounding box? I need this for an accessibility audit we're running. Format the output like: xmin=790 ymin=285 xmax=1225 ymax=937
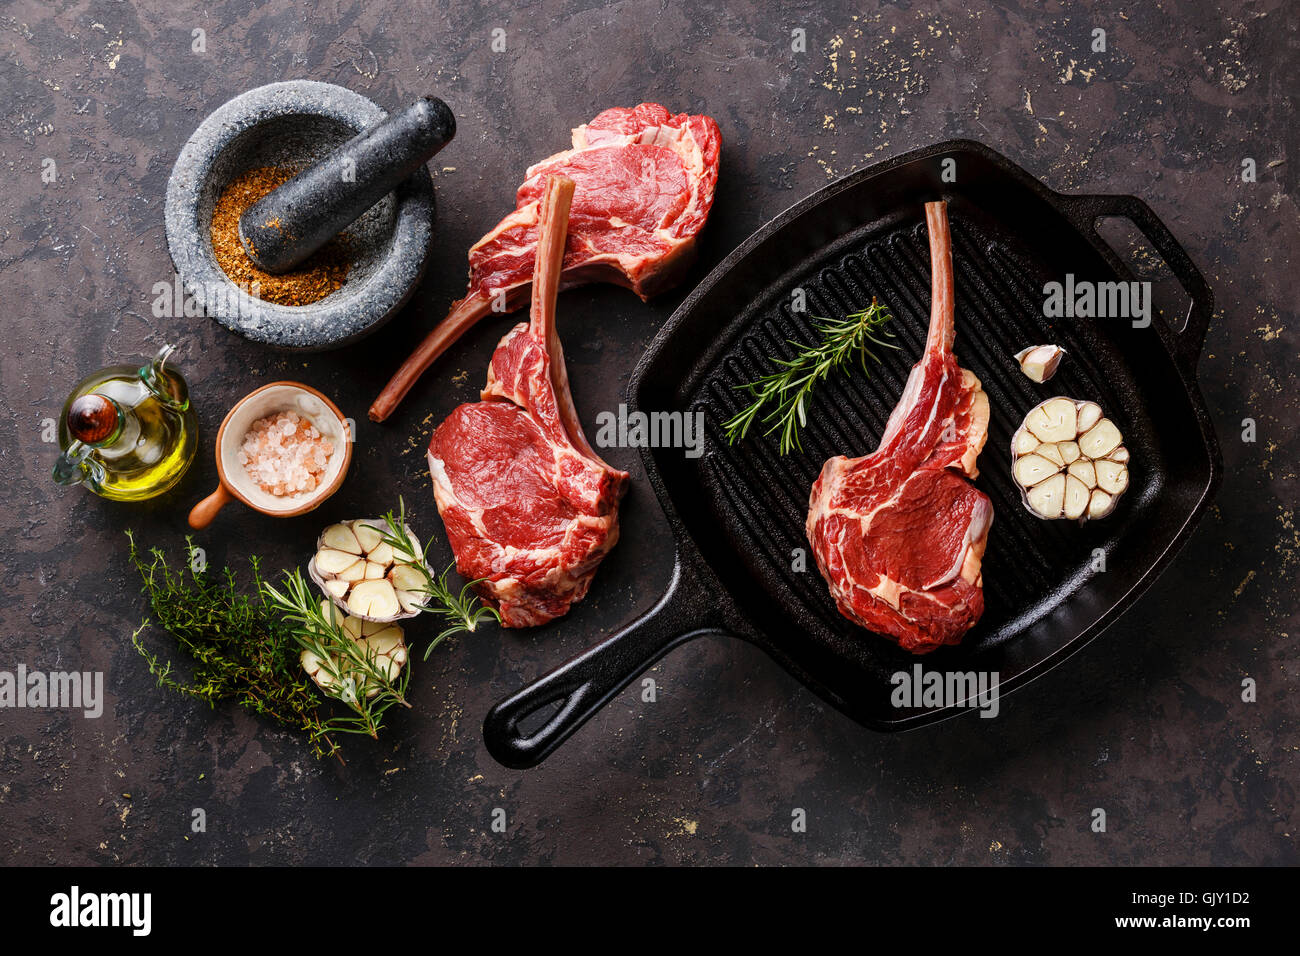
xmin=0 ymin=0 xmax=1294 ymax=865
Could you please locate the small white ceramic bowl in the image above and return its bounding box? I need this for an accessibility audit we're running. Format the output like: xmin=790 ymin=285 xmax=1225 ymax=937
xmin=188 ymin=381 xmax=352 ymax=528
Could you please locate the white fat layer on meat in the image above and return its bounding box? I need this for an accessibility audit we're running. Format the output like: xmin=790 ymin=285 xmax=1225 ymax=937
xmin=487 ymin=534 xmax=610 ymax=602
xmin=960 ymin=546 xmax=984 ymax=587
xmin=428 ymin=453 xmax=451 ymax=497
xmin=469 ymin=202 xmax=542 ymax=258
xmin=923 ymin=495 xmax=993 ymax=591
xmin=428 ymin=452 xmax=492 ymax=539
xmin=868 ymin=575 xmax=903 ymax=610
xmin=861 ymin=575 xmax=979 ymax=616
xmin=915 ymin=364 xmax=950 ymax=451
xmin=878 ymin=364 xmax=924 ymax=447
xmin=959 ymin=384 xmax=990 ymax=477
xmin=489 ymin=576 xmax=522 ymax=598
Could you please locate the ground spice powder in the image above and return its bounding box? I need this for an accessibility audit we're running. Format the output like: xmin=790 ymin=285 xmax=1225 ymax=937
xmin=211 ymin=166 xmax=351 ymax=306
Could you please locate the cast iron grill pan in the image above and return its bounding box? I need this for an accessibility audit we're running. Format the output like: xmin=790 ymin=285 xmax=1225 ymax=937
xmin=485 ymin=140 xmax=1220 ymax=769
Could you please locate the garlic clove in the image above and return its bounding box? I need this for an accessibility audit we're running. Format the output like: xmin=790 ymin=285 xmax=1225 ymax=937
xmin=1037 ymin=442 xmax=1065 ymax=467
xmin=1012 ymin=429 xmax=1039 ymax=456
xmin=358 ymin=629 xmax=403 ymax=686
xmin=1026 ymin=397 xmax=1078 ymax=443
xmin=1068 ymin=459 xmax=1097 ymax=488
xmin=347 ymin=580 xmax=400 ymax=619
xmin=1088 ymin=489 xmax=1114 ymax=519
xmin=1076 ymin=401 xmax=1103 ymax=434
xmin=1079 ymin=418 xmax=1122 ymax=459
xmin=367 ymin=542 xmax=395 ymax=567
xmin=300 ymin=649 xmax=335 ymax=690
xmin=337 ymin=560 xmax=367 ymax=583
xmin=392 ymin=535 xmax=424 ymax=564
xmin=1095 ymin=459 xmax=1129 ymax=495
xmin=389 ymin=563 xmax=425 ymax=592
xmin=1063 ymin=474 xmax=1090 ymax=520
xmin=353 ymin=625 xmax=406 ymax=694
xmin=362 ymin=645 xmax=403 ymax=686
xmin=1027 ymin=473 xmax=1066 ymax=518
xmin=1108 ymin=445 xmax=1130 ymax=465
xmin=340 ymin=614 xmax=364 ymax=642
xmin=365 ymin=626 xmax=405 ymax=656
xmin=353 ymin=522 xmax=384 ymax=552
xmin=322 ymin=579 xmax=349 ymax=599
xmin=314 ymin=548 xmax=358 ymax=575
xmin=363 ymin=561 xmax=386 ymax=580
xmin=320 ymin=524 xmax=362 ymax=555
xmin=396 ymin=589 xmax=426 ymax=615
xmin=1058 ymin=441 xmax=1081 ymax=465
xmin=1014 ymin=453 xmax=1058 ymax=488
xmin=1014 ymin=344 xmax=1066 ymax=383
xmin=374 ymin=655 xmax=403 ymax=684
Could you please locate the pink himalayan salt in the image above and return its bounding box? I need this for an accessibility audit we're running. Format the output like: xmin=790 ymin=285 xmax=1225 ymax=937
xmin=237 ymin=410 xmax=334 ymax=496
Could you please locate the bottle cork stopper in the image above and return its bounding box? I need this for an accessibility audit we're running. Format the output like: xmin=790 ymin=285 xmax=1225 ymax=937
xmin=68 ymin=394 xmax=119 ymax=444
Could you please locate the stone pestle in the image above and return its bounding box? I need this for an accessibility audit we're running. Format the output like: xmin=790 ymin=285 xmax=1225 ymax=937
xmin=238 ymin=96 xmax=455 ymax=274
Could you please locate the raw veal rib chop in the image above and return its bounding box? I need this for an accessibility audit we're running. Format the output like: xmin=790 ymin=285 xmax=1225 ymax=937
xmin=428 ymin=176 xmax=629 ymax=628
xmin=371 ymin=103 xmax=722 ymax=421
xmin=806 ymin=201 xmax=993 ymax=654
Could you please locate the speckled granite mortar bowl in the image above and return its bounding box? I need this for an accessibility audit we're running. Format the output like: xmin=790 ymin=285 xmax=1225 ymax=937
xmin=164 ymin=80 xmax=434 ymax=350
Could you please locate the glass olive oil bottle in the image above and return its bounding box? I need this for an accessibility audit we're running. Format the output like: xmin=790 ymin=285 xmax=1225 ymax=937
xmin=52 ymin=345 xmax=198 ymax=501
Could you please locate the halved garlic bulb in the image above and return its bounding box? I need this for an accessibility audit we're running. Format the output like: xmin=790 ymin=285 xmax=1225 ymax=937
xmin=300 ymin=601 xmax=408 ymax=699
xmin=1010 ymin=397 xmax=1130 ymax=521
xmin=308 ymin=518 xmax=429 ymax=622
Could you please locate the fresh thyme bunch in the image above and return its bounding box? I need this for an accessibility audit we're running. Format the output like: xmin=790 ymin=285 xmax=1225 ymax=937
xmin=127 ymin=532 xmax=339 ymax=760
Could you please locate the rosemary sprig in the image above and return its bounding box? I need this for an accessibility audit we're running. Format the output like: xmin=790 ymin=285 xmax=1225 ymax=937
xmin=263 ymin=569 xmax=411 ymax=740
xmin=376 ymin=498 xmax=500 ymax=660
xmin=723 ymin=298 xmax=899 ymax=455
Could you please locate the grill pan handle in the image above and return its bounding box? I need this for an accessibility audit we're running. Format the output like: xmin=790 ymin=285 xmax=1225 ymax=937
xmin=1057 ymin=193 xmax=1214 ymax=367
xmin=483 ymin=552 xmax=725 ymax=769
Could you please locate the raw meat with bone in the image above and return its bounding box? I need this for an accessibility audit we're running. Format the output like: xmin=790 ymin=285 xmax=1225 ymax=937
xmin=806 ymin=201 xmax=993 ymax=654
xmin=428 ymin=176 xmax=629 ymax=628
xmin=371 ymin=103 xmax=722 ymax=422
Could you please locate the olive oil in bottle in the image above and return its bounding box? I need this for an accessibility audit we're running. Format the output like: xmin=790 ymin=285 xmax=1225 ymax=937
xmin=52 ymin=345 xmax=198 ymax=501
